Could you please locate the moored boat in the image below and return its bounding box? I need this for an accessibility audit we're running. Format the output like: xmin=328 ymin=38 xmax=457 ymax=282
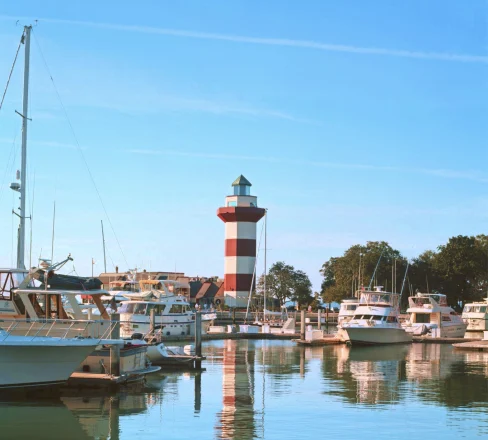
xmin=0 ymin=326 xmax=102 ymax=390
xmin=461 ymin=299 xmax=488 ymax=339
xmin=336 ymin=298 xmax=359 ymax=341
xmin=119 ymin=280 xmax=215 ymax=338
xmin=342 ymin=287 xmax=412 ymax=345
xmin=403 ymin=292 xmax=466 ymax=338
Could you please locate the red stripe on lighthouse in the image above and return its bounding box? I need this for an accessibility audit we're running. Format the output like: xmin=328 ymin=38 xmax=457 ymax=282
xmin=225 ymin=239 xmax=256 ymax=257
xmin=217 ymin=207 xmax=265 ymax=223
xmin=224 ymin=274 xmax=254 ymax=292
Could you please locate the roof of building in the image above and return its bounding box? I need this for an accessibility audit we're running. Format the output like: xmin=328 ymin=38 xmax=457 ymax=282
xmin=214 ymin=282 xmax=225 ymax=299
xmin=232 ymin=175 xmax=252 ymax=187
xmin=195 ymin=281 xmax=224 ymax=300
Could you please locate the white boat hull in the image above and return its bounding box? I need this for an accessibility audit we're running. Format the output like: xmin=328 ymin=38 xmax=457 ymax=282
xmin=404 ymin=323 xmax=466 ymax=338
xmin=343 ymin=327 xmax=412 ymax=345
xmin=0 ymin=343 xmax=98 ymax=389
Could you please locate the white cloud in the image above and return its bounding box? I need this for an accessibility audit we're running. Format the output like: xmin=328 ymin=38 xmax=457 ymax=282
xmin=2 ymin=15 xmax=487 ymax=64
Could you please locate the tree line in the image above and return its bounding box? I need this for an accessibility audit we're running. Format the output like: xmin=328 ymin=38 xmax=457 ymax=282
xmin=320 ymin=235 xmax=488 ymax=309
xmin=255 ymin=235 xmax=488 ymax=311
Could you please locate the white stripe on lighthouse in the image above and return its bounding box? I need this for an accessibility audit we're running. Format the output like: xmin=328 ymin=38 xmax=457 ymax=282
xmin=224 ymin=257 xmax=256 ymax=275
xmin=224 ymin=222 xmax=257 ymax=240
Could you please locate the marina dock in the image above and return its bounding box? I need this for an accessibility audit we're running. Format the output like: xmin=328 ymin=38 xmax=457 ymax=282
xmin=452 ymin=340 xmax=488 ymax=351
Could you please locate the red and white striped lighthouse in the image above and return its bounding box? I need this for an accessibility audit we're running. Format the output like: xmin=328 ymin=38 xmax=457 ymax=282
xmin=217 ymin=175 xmax=265 ymax=307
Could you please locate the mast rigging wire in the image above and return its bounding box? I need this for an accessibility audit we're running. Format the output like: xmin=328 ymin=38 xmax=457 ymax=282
xmin=0 ymin=30 xmax=24 ymax=114
xmin=31 ymin=28 xmax=129 ymax=269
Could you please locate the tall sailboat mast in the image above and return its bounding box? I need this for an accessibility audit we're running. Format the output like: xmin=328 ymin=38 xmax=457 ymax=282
xmin=263 ymin=209 xmax=267 ymax=321
xmin=16 ymin=25 xmax=32 ymax=269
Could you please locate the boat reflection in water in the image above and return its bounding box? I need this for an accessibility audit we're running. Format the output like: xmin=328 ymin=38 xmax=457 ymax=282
xmin=0 ymin=400 xmax=90 ymax=440
xmin=328 ymin=344 xmax=409 ymax=405
xmin=4 ymin=341 xmax=488 ymax=439
xmin=61 ymin=392 xmax=150 ymax=440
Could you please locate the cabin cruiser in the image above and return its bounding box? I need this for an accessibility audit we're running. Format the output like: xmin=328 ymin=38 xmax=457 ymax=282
xmin=336 ymin=298 xmax=359 ymax=341
xmin=119 ymin=280 xmax=215 ymax=338
xmin=0 ymin=324 xmax=102 ymax=390
xmin=0 ymin=257 xmax=160 ymax=380
xmin=461 ymin=299 xmax=488 ymax=339
xmin=403 ymin=292 xmax=466 ymax=338
xmin=341 ymin=287 xmax=412 ymax=345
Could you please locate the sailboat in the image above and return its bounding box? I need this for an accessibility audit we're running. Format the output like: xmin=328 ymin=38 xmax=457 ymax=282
xmin=0 ymin=25 xmax=161 ymax=387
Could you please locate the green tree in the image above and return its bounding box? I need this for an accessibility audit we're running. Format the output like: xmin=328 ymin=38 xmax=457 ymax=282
xmin=433 ymin=235 xmax=488 ymax=307
xmin=260 ymin=261 xmax=314 ymax=308
xmin=320 ymin=241 xmax=406 ymax=303
xmin=291 ymin=269 xmax=313 ymax=307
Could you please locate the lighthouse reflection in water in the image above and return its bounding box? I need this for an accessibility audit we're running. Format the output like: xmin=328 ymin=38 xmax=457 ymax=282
xmin=2 ymin=340 xmax=488 ymax=439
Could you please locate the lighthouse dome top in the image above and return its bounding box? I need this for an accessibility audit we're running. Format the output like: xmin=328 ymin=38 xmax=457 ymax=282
xmin=231 ymin=175 xmax=252 ymax=187
xmin=232 ymin=175 xmax=252 ymax=196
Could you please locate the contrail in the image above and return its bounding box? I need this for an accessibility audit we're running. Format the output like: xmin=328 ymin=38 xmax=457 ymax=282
xmin=2 ymin=15 xmax=488 ymax=64
xmin=127 ymin=148 xmax=488 ymax=183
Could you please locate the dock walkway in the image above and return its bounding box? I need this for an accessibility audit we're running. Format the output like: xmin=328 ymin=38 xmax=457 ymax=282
xmin=452 ymin=340 xmax=488 ymax=351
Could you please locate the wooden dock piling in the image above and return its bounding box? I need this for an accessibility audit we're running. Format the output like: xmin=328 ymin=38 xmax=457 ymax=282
xmin=195 ymin=312 xmax=202 ymax=369
xmin=300 ymin=310 xmax=305 ymax=340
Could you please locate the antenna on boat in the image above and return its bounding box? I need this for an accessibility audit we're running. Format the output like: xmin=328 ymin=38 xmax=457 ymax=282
xmin=101 ymin=220 xmax=107 ymax=273
xmin=399 ymin=260 xmax=410 ymax=304
xmin=368 ymin=249 xmax=385 ymax=290
xmin=51 ymin=200 xmax=56 ymax=263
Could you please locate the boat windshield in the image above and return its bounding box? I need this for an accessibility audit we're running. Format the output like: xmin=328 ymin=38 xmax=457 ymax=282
xmin=109 ymin=283 xmax=139 ymax=292
xmin=118 ymin=303 xmax=147 ymax=315
xmin=359 ymin=292 xmax=397 ymax=307
xmin=412 ymin=295 xmax=447 ymax=306
xmin=341 ymin=304 xmax=357 ymax=311
xmin=463 ymin=305 xmax=487 ymax=313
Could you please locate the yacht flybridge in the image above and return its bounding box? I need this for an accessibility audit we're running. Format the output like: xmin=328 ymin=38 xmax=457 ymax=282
xmin=0 ymin=256 xmax=112 ymax=338
xmin=403 ymin=293 xmax=466 ymax=338
xmin=341 ymin=287 xmax=412 ymax=345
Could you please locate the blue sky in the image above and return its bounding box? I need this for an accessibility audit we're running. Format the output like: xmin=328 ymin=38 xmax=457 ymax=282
xmin=0 ymin=1 xmax=487 ymax=291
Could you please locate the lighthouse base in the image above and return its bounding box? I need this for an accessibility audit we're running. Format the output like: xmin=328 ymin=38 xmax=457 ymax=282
xmin=224 ymin=291 xmax=249 ymax=308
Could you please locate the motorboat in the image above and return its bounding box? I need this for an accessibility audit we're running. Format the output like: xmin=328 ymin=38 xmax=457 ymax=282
xmin=119 ymin=280 xmax=215 ymax=338
xmin=145 ymin=341 xmax=202 ymax=368
xmin=341 ymin=287 xmax=412 ymax=345
xmin=336 ymin=298 xmax=359 ymax=341
xmin=0 ymin=325 xmax=101 ymax=390
xmin=461 ymin=299 xmax=488 ymax=339
xmin=403 ymin=292 xmax=466 ymax=338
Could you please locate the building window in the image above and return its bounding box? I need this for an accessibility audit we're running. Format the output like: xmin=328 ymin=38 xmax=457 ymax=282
xmin=227 ymin=201 xmax=237 ymax=207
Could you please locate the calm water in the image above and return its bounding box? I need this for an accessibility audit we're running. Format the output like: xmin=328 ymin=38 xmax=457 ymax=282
xmin=2 ymin=340 xmax=488 ymax=439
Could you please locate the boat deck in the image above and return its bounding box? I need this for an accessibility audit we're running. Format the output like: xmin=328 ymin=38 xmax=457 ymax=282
xmin=67 ymin=366 xmax=161 ymax=389
xmin=294 ymin=336 xmax=343 ymax=346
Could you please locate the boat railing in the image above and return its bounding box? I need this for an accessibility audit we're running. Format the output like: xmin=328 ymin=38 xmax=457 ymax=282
xmin=0 ymin=318 xmax=120 ymax=341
